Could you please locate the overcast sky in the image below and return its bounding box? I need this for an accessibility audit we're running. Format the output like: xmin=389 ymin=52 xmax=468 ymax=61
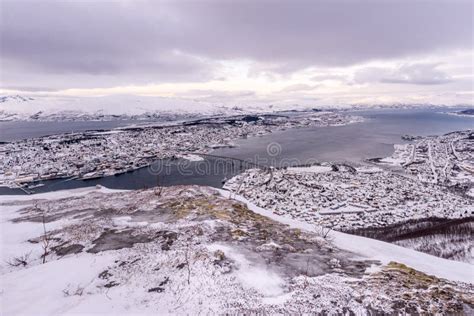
xmin=1 ymin=0 xmax=473 ymax=106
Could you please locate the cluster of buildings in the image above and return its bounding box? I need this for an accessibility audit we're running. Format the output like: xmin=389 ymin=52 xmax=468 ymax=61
xmin=378 ymin=130 xmax=474 ymax=186
xmin=224 ymin=161 xmax=473 ymax=231
xmin=0 ymin=112 xmax=361 ymax=188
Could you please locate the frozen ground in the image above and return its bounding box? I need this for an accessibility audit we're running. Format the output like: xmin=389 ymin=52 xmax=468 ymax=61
xmin=1 ymin=185 xmax=473 ymax=315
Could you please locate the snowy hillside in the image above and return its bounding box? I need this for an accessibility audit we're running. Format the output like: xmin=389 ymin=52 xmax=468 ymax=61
xmin=0 ymin=94 xmax=321 ymax=122
xmin=0 ymin=95 xmax=249 ymax=121
xmin=0 ymin=94 xmax=467 ymax=122
xmin=1 ymin=186 xmax=472 ymax=314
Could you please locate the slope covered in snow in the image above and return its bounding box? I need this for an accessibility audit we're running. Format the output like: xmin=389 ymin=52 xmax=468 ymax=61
xmin=0 ymin=94 xmax=468 ymax=122
xmin=1 ymin=186 xmax=472 ymax=315
xmin=0 ymin=95 xmax=244 ymax=121
xmin=0 ymin=94 xmax=325 ymax=121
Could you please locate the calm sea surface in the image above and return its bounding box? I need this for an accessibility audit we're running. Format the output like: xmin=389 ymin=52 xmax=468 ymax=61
xmin=0 ymin=108 xmax=472 ymax=195
xmin=213 ymin=108 xmax=474 ymax=164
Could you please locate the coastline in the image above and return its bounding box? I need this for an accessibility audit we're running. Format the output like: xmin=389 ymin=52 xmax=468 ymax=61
xmin=0 ymin=111 xmax=363 ymax=191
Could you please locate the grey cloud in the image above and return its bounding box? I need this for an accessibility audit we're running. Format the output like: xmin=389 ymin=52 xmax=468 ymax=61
xmin=280 ymin=84 xmax=320 ymax=92
xmin=174 ymin=1 xmax=472 ymax=66
xmin=0 ymin=85 xmax=59 ymax=93
xmin=380 ymin=64 xmax=453 ymax=85
xmin=0 ymin=1 xmax=214 ymax=88
xmin=175 ymin=89 xmax=257 ymax=103
xmin=0 ymin=0 xmax=472 ymax=89
xmin=310 ymin=74 xmax=348 ymax=82
xmin=354 ymin=63 xmax=454 ymax=85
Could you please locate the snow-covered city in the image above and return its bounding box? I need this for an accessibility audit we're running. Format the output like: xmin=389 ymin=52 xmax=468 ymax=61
xmin=0 ymin=112 xmax=362 ymax=189
xmin=375 ymin=130 xmax=474 ymax=185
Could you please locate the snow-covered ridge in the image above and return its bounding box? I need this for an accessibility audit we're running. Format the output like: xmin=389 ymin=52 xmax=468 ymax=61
xmin=0 ymin=94 xmax=470 ymax=122
xmin=0 ymin=94 xmax=325 ymax=122
xmin=0 ymin=95 xmax=243 ymax=121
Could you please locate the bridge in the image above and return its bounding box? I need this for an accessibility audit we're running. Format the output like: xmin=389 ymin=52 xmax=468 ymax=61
xmin=189 ymin=152 xmax=272 ymax=171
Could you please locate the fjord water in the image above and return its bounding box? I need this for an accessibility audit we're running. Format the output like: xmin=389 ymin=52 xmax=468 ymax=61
xmin=213 ymin=108 xmax=474 ymax=165
xmin=0 ymin=108 xmax=472 ymax=195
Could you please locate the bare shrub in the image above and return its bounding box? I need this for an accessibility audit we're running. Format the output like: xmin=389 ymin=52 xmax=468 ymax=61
xmin=155 ymin=174 xmax=163 ymax=197
xmin=183 ymin=239 xmax=192 ymax=285
xmin=314 ymin=225 xmax=333 ymax=241
xmin=302 ymin=257 xmax=313 ymax=290
xmin=6 ymin=252 xmax=32 ymax=267
xmin=62 ymin=285 xmax=85 ymax=297
xmin=39 ymin=205 xmax=52 ymax=264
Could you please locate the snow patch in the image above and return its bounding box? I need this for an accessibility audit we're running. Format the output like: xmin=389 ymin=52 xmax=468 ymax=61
xmin=206 ymin=243 xmax=285 ymax=296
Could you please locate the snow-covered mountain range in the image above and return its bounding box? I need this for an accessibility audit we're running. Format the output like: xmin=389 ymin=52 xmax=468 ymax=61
xmin=0 ymin=95 xmax=244 ymax=121
xmin=0 ymin=94 xmax=469 ymax=122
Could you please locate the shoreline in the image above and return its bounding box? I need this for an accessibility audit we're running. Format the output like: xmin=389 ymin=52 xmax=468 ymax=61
xmin=0 ymin=111 xmax=363 ymax=191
